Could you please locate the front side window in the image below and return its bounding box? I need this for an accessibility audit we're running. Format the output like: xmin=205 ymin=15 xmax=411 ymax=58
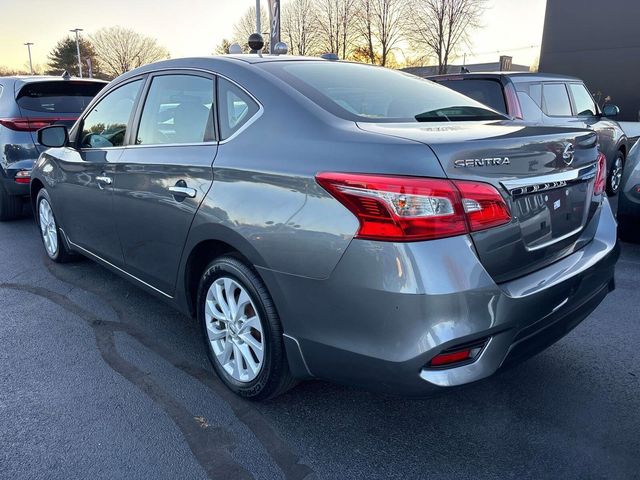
xmin=136 ymin=74 xmax=215 ymax=145
xmin=542 ymin=83 xmax=572 ymax=117
xmin=259 ymin=61 xmax=505 ymax=123
xmin=80 ymin=79 xmax=142 ymax=148
xmin=568 ymin=83 xmax=597 ymax=116
xmin=218 ymin=78 xmax=260 ymax=140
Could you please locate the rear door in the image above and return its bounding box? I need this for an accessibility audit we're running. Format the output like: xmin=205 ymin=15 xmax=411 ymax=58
xmin=113 ymin=71 xmax=217 ymax=296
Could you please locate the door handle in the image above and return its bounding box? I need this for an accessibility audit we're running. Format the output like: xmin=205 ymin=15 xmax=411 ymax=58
xmin=96 ymin=176 xmax=112 ymax=186
xmin=168 ymin=186 xmax=197 ymax=198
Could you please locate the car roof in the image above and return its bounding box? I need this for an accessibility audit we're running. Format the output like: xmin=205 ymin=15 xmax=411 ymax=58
xmin=428 ymin=71 xmax=583 ymax=83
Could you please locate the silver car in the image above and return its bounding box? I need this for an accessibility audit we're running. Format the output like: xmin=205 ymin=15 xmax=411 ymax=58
xmin=31 ymin=56 xmax=619 ymax=399
xmin=0 ymin=75 xmax=106 ymax=220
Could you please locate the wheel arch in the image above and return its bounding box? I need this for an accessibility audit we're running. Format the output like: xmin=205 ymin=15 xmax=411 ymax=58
xmin=30 ymin=177 xmax=45 ymax=214
xmin=179 ymin=223 xmax=271 ymax=319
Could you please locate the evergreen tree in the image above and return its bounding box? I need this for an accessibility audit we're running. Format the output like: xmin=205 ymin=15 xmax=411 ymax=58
xmin=46 ymin=36 xmax=104 ymax=78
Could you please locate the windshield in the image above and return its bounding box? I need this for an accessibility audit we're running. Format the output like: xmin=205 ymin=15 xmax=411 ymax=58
xmin=260 ymin=61 xmax=505 ymax=123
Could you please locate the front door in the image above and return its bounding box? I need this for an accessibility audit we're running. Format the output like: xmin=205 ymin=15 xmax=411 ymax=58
xmin=56 ymin=78 xmax=144 ymax=265
xmin=113 ymin=72 xmax=217 ymax=296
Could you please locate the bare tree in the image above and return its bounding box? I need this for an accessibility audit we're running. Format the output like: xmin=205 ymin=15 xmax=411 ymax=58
xmin=315 ymin=0 xmax=359 ymax=59
xmin=232 ymin=6 xmax=270 ymax=52
xmin=282 ymin=0 xmax=320 ymax=56
xmin=356 ymin=0 xmax=407 ymax=66
xmin=409 ymin=0 xmax=487 ymax=74
xmin=214 ymin=39 xmax=233 ymax=55
xmin=90 ymin=27 xmax=169 ymax=77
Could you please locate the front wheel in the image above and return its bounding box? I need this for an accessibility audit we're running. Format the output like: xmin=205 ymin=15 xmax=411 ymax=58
xmin=197 ymin=255 xmax=297 ymax=400
xmin=36 ymin=189 xmax=75 ymax=263
xmin=607 ymin=151 xmax=625 ymax=196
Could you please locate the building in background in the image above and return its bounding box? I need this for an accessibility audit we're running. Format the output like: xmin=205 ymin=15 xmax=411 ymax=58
xmin=403 ymin=58 xmax=529 ymax=78
xmin=540 ymin=0 xmax=640 ymax=121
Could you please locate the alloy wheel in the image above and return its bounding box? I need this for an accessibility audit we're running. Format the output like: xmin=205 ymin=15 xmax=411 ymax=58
xmin=39 ymin=199 xmax=58 ymax=257
xmin=204 ymin=277 xmax=264 ymax=382
xmin=611 ymin=156 xmax=623 ymax=193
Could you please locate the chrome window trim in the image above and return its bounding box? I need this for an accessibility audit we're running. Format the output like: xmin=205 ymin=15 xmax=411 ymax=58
xmin=61 ymin=229 xmax=173 ymax=299
xmin=501 ymin=162 xmax=597 ymax=196
xmin=77 ymin=67 xmax=263 ymax=149
xmin=125 ymin=66 xmax=263 ymax=145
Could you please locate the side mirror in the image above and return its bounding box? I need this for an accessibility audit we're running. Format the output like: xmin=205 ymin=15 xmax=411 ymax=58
xmin=37 ymin=125 xmax=68 ymax=148
xmin=602 ymin=104 xmax=620 ymax=117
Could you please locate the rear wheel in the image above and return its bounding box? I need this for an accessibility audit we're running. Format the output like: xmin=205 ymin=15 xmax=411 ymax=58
xmin=0 ymin=181 xmax=23 ymax=221
xmin=607 ymin=151 xmax=625 ymax=196
xmin=36 ymin=189 xmax=75 ymax=263
xmin=198 ymin=255 xmax=296 ymax=400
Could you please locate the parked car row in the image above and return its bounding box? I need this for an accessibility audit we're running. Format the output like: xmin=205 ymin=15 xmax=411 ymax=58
xmin=427 ymin=72 xmax=629 ymax=196
xmin=0 ymin=56 xmax=623 ymax=399
xmin=0 ymin=74 xmax=107 ymax=220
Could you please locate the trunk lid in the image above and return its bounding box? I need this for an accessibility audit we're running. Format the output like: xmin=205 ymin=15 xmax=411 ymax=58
xmin=358 ymin=121 xmax=601 ymax=283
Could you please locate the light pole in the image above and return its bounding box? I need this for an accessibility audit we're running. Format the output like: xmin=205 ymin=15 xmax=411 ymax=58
xmin=70 ymin=28 xmax=83 ymax=78
xmin=256 ymin=0 xmax=261 ymax=35
xmin=24 ymin=43 xmax=34 ymax=75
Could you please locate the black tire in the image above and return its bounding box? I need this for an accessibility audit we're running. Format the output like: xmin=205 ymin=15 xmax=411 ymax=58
xmin=607 ymin=150 xmax=625 ymax=196
xmin=0 ymin=180 xmax=23 ymax=221
xmin=35 ymin=189 xmax=75 ymax=263
xmin=197 ymin=255 xmax=297 ymax=400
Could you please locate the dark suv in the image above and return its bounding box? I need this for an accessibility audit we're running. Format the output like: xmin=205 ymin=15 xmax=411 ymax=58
xmin=428 ymin=72 xmax=628 ymax=195
xmin=0 ymin=75 xmax=106 ymax=220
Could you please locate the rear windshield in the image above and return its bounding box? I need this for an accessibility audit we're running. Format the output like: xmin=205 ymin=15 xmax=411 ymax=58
xmin=16 ymin=81 xmax=105 ymax=113
xmin=260 ymin=61 xmax=505 ymax=123
xmin=436 ymin=79 xmax=507 ymax=114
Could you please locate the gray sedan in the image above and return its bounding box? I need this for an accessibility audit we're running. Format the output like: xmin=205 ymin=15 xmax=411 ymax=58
xmin=32 ymin=56 xmax=619 ymax=399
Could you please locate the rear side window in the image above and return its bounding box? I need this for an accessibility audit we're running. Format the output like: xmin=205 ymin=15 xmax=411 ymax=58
xmin=437 ymin=79 xmax=507 ymax=114
xmin=80 ymin=79 xmax=143 ymax=149
xmin=218 ymin=78 xmax=260 ymax=140
xmin=542 ymin=83 xmax=572 ymax=116
xmin=16 ymin=81 xmax=104 ymax=113
xmin=136 ymin=74 xmax=215 ymax=145
xmin=568 ymin=83 xmax=597 ymax=116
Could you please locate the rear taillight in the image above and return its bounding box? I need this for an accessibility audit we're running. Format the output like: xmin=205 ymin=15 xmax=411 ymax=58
xmin=316 ymin=173 xmax=511 ymax=242
xmin=504 ymin=82 xmax=523 ymax=120
xmin=594 ymin=152 xmax=607 ymax=196
xmin=0 ymin=117 xmax=76 ymax=132
xmin=14 ymin=171 xmax=31 ymax=184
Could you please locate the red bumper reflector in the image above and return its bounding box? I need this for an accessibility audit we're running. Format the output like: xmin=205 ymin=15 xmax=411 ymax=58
xmin=429 ymin=349 xmax=473 ymax=367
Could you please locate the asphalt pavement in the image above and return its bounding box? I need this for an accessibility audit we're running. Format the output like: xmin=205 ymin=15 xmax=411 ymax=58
xmin=0 ymin=210 xmax=638 ymax=480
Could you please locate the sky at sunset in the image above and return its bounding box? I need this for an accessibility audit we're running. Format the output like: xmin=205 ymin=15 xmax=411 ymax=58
xmin=0 ymin=0 xmax=547 ymax=71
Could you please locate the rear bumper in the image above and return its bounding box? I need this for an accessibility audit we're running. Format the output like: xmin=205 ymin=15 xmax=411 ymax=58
xmin=260 ymin=198 xmax=619 ymax=395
